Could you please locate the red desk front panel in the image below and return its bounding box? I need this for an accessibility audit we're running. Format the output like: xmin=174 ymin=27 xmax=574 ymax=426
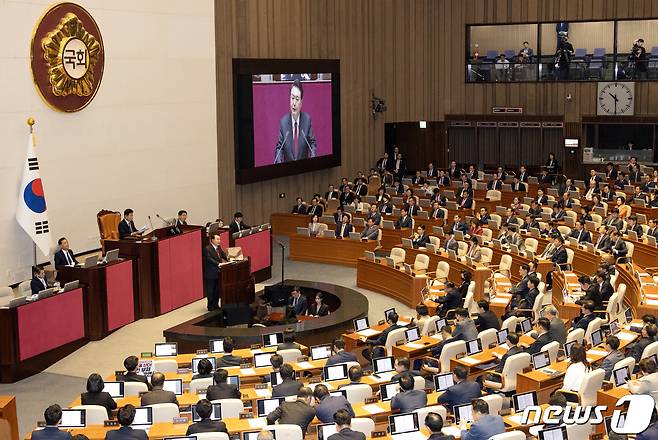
xmin=105 ymin=260 xmax=135 ymax=331
xmin=17 ymin=288 xmax=85 ymax=361
xmin=158 ymin=229 xmax=204 ymax=313
xmin=235 ymin=229 xmax=271 ymax=273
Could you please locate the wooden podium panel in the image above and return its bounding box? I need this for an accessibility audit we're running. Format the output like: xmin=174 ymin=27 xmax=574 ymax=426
xmin=356 ymin=258 xmax=427 ymax=307
xmin=271 ymin=213 xmax=310 ymax=235
xmin=289 ymin=235 xmax=378 ymax=267
xmin=58 ymin=258 xmax=136 ymax=340
xmin=219 ymin=259 xmax=255 ymax=305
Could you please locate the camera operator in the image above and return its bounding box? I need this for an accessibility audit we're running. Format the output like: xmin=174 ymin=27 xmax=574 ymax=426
xmin=630 ymin=38 xmax=648 ymax=79
xmin=554 ymin=35 xmax=574 ymax=80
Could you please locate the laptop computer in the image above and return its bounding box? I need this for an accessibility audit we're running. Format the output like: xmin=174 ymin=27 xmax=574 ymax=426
xmin=59 ymin=409 xmax=86 ymax=428
xmin=454 ymin=403 xmax=474 ymax=424
xmin=323 ymin=364 xmax=348 ymax=381
xmin=131 ymin=407 xmax=153 ymax=428
xmin=433 ymin=373 xmax=454 ymax=391
xmin=388 ymin=412 xmax=419 ymax=435
xmin=405 ymin=327 xmax=421 ymax=343
xmin=425 ymin=243 xmax=437 ymax=253
xmin=454 ymin=231 xmax=464 ymax=241
xmin=322 ymin=230 xmax=335 ymax=238
xmin=525 ymin=250 xmax=535 ymax=260
xmin=37 ymin=288 xmax=56 ymax=299
xmin=401 ymin=238 xmax=414 ymax=248
xmin=568 ymin=237 xmax=579 ymax=247
xmin=364 ymin=251 xmax=376 ymax=261
xmin=448 ymin=249 xmax=457 ymax=260
xmin=154 ymin=342 xmax=178 ymax=357
xmin=62 ymin=280 xmax=79 ymax=292
xmin=349 ymin=232 xmax=361 ymax=240
xmin=310 ymin=344 xmax=332 ymax=361
xmin=209 ymin=339 xmax=224 ymax=354
xmin=83 ymin=255 xmax=99 ymax=268
xmin=296 ymin=227 xmax=310 ymax=236
xmin=627 ymin=230 xmax=638 ymax=241
xmin=162 ymin=379 xmax=183 ymax=395
xmin=105 ymin=249 xmax=120 ymax=263
xmin=385 ymin=257 xmax=396 ymax=268
xmin=648 ymin=235 xmax=657 ymax=247
xmin=564 ymin=216 xmax=575 ymax=227
xmin=530 ymin=227 xmax=541 ymax=237
xmin=103 ymin=382 xmax=125 ymax=398
xmin=263 ymin=332 xmax=284 ymax=347
xmin=317 ymin=423 xmax=339 ymax=440
xmin=380 ymin=382 xmax=400 ymax=401
xmin=256 ymin=398 xmax=285 ymax=417
xmin=382 ymin=220 xmax=395 ymax=230
xmin=512 ymin=391 xmax=538 ymax=413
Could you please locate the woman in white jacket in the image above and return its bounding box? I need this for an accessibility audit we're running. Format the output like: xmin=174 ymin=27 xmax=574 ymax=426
xmin=562 ymin=343 xmax=591 ymax=391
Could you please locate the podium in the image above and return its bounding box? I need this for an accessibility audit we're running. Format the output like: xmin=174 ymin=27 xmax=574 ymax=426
xmin=220 ymin=258 xmax=255 ymax=305
xmin=230 ymin=226 xmax=272 ymax=282
xmin=58 ymin=258 xmax=136 ymax=340
xmin=105 ymin=225 xmax=204 ymax=318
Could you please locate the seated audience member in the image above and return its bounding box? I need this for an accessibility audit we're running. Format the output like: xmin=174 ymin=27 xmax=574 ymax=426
xmin=328 ymin=409 xmax=366 ymax=440
xmin=206 ymin=368 xmax=240 ymax=400
xmin=434 ymin=283 xmax=462 ymax=317
xmin=391 ymin=357 xmax=420 ymax=382
xmin=363 ymin=311 xmax=402 ymax=348
xmin=288 ymin=286 xmax=308 ymax=316
xmin=192 ymin=358 xmax=214 ymax=380
xmin=307 ymin=197 xmax=324 ymax=217
xmin=395 ymin=207 xmax=412 ymax=229
xmin=525 ymin=318 xmax=553 ymax=355
xmin=415 ymin=304 xmax=431 ymax=331
xmin=599 ymin=335 xmax=624 ymax=381
xmin=437 ymin=365 xmax=482 ymax=408
xmin=291 ymin=197 xmax=307 ymax=214
xmin=228 ymin=212 xmax=250 ymax=234
xmin=117 ymin=355 xmax=152 ymax=390
xmin=326 ymin=339 xmax=358 ymax=366
xmin=308 ymin=292 xmax=330 ymax=317
xmin=425 ymin=411 xmax=455 ymax=440
xmin=460 ymin=399 xmax=505 ymax=440
xmin=562 ymin=343 xmax=590 ymax=392
xmin=624 ymin=215 xmax=643 ymax=238
xmin=81 ymin=373 xmax=117 ymax=418
xmin=338 ymin=365 xmax=365 ymax=389
xmin=308 ymin=214 xmax=322 ymax=237
xmin=628 ymin=324 xmax=658 ymax=363
xmin=541 ymin=305 xmax=567 ymax=346
xmin=278 ymin=328 xmax=302 ymax=350
xmin=574 ymin=275 xmax=602 ymax=309
xmin=573 ymin=301 xmax=597 ymax=332
xmin=216 ymin=337 xmax=243 ymax=367
xmin=186 ymin=399 xmax=228 ymax=435
xmin=429 ymin=309 xmax=477 ymax=359
xmin=32 ymin=404 xmax=73 ymax=440
xmin=391 ymin=373 xmax=427 ymax=413
xmin=272 ymin=363 xmax=302 ymax=397
xmin=452 ymin=214 xmax=468 ymax=234
xmin=360 ymin=217 xmax=380 ymax=240
xmin=466 ymin=235 xmax=482 ymax=262
xmin=486 ymin=333 xmax=523 ymax=383
xmin=519 ymin=276 xmax=540 ymax=309
xmin=313 ymin=384 xmax=355 ymax=423
xmin=263 ymin=354 xmax=284 ymax=384
xmin=474 ymin=300 xmax=501 ymax=331
xmin=54 ymin=237 xmax=78 ymax=268
xmin=30 ymin=265 xmax=50 ymax=295
xmin=140 ymin=372 xmax=178 ymax=406
xmin=629 ymin=358 xmax=658 ymax=407
xmin=266 ymin=387 xmax=316 ymax=435
xmin=104 ymin=404 xmax=148 ymax=440
xmin=570 ymin=220 xmax=592 ymax=244
xmin=443 ymin=231 xmax=459 ymax=253
xmin=118 ymin=209 xmax=141 ymax=239
xmin=335 ymin=214 xmax=353 ymax=238
xmin=412 ymin=224 xmax=430 ymax=248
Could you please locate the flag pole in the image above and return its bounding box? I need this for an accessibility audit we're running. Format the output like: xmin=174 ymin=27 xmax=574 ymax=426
xmin=28 ymin=117 xmax=37 ymax=266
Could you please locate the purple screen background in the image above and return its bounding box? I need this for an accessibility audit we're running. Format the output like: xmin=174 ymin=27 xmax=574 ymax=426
xmin=252 ymin=81 xmax=333 ymax=167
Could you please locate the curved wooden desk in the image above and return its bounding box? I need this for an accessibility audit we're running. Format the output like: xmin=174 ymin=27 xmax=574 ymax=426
xmin=356 ymin=258 xmax=427 ymax=307
xmin=289 ymin=234 xmax=378 ymax=267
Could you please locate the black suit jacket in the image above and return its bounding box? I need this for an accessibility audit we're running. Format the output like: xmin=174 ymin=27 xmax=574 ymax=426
xmin=292 ymin=204 xmax=307 ymax=214
xmin=412 ymin=234 xmax=430 ymax=249
xmin=495 ymin=346 xmax=523 ymax=373
xmin=32 ymin=427 xmax=73 ymax=440
xmin=578 ymin=285 xmax=603 ymax=309
xmin=118 ymin=219 xmax=137 ymax=239
xmin=307 ymin=204 xmax=324 ymax=217
xmin=272 ymin=379 xmax=303 ymax=397
xmin=552 ymin=247 xmax=568 ymax=267
xmin=395 ymin=216 xmax=412 ymax=229
xmin=325 ymin=190 xmax=340 ymax=200
xmin=186 ymin=419 xmax=228 ymax=435
xmin=574 ymin=313 xmax=596 ymax=332
xmin=525 ymin=332 xmax=553 ymax=355
xmin=104 ymin=426 xmax=148 ymax=440
xmin=354 ymin=183 xmax=368 ymax=196
xmin=289 ymin=295 xmax=309 ymax=315
xmin=599 ymin=281 xmax=614 ymax=302
xmin=216 ymin=354 xmax=243 ymax=368
xmin=266 ymin=399 xmax=316 ymax=434
xmin=274 ymin=112 xmax=316 ymax=163
xmin=328 ymin=428 xmax=367 ymax=440
xmin=475 ymin=310 xmax=501 ymax=331
xmin=229 ymin=220 xmax=250 ymax=234
xmin=203 ymin=244 xmax=228 ymax=280
xmin=308 ymin=302 xmax=329 ymax=316
xmin=140 ymin=387 xmax=178 ymax=406
xmin=206 ymin=383 xmax=240 ymax=400
xmin=437 ymin=380 xmax=482 ymax=408
xmin=54 ymin=249 xmax=78 ymax=267
xmin=366 ymin=323 xmax=402 ymax=346
xmin=335 ymin=222 xmax=353 ymax=238
xmin=118 ymin=372 xmax=152 ymax=390
xmin=81 ymin=391 xmax=117 ymax=418
xmin=30 ymin=277 xmax=48 ymax=295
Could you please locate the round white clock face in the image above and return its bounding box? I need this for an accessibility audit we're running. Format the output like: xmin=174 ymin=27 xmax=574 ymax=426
xmin=598 ymin=82 xmax=634 ymax=115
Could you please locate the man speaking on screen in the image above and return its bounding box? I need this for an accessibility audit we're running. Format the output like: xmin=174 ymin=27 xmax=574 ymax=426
xmin=274 ymin=79 xmax=317 ymax=163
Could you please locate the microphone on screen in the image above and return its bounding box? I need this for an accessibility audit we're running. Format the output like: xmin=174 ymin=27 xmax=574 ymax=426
xmin=274 ymin=130 xmax=290 ymax=164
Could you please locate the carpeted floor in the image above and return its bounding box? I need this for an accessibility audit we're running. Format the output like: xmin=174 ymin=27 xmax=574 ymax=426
xmin=0 ymin=235 xmax=413 ymax=438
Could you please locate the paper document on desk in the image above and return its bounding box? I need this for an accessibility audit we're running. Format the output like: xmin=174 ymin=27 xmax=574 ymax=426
xmin=506 ymin=414 xmax=525 ymax=425
xmin=255 ymin=388 xmax=271 ymax=397
xmin=441 ymin=426 xmax=463 ymax=438
xmin=459 ymin=356 xmax=480 ymax=365
xmin=240 ymin=368 xmax=256 ymax=375
xmin=296 ymin=362 xmax=314 ymax=369
xmin=646 ymin=299 xmax=658 ymax=306
xmin=431 ymin=333 xmax=444 ymax=340
xmin=248 ymin=418 xmax=267 ymax=429
xmin=491 ymin=297 xmax=508 ymax=304
xmin=356 ymin=329 xmax=379 ymax=337
xmin=362 ymin=404 xmax=386 ymax=414
xmin=587 ymin=349 xmax=608 ymax=357
xmin=616 ymin=332 xmax=636 ymax=341
xmin=405 ymin=343 xmax=426 ymax=349
xmin=398 ymin=320 xmax=411 ymax=326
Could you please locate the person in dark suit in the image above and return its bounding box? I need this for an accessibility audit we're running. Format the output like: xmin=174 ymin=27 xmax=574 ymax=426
xmin=451 ymin=214 xmax=469 ymax=234
xmin=474 ymin=300 xmax=501 ymax=331
xmin=628 ymin=324 xmax=658 ymax=363
xmin=30 ymin=265 xmax=50 ymax=295
xmin=228 ymin=212 xmax=250 ymax=235
xmin=391 ymin=373 xmax=427 ymax=413
xmin=206 ymin=368 xmax=240 ymax=400
xmin=435 ymin=283 xmax=462 ymax=316
xmin=406 ymin=197 xmax=421 ymax=216
xmin=393 ymin=153 xmax=407 ymax=178
xmin=424 ymin=412 xmax=455 ymax=440
xmin=575 ymin=275 xmax=602 ymax=309
xmin=395 ymin=208 xmax=412 ymax=229
xmin=491 ymin=333 xmax=523 ymax=375
xmin=624 ymin=215 xmax=644 ymax=239
xmin=412 ymin=225 xmax=430 ymax=248
xmin=274 ymin=80 xmax=316 ymax=163
xmin=140 ymin=372 xmax=178 ymax=406
xmin=365 ymin=311 xmax=402 ymax=348
xmin=487 ymin=178 xmax=503 ymax=190
xmin=54 ymin=237 xmax=78 ymax=268
xmin=325 ymin=184 xmax=340 ymax=201
xmin=291 ymin=197 xmax=307 ymax=214
xmin=535 ymin=189 xmax=549 ymax=205
xmin=307 ymin=198 xmax=324 ymax=217
xmin=104 ymin=404 xmax=148 ymax=440
xmin=443 ymin=232 xmax=459 ymax=254
xmin=569 ymin=221 xmax=592 ymax=244
xmin=186 ymin=399 xmax=228 ymax=435
xmin=216 ymin=337 xmax=243 ymax=367
xmin=118 ymin=209 xmax=141 ymax=239
xmin=277 ymin=329 xmax=302 ymax=350
xmin=81 ymin=373 xmax=117 ymax=418
xmin=327 ymin=409 xmax=366 ymax=440
xmin=437 ymin=365 xmax=482 ymax=408
xmin=511 ymin=176 xmax=526 ymax=192
xmin=353 ymin=179 xmax=368 ymax=197
xmin=174 ymin=210 xmax=188 ymax=229
xmin=203 ymin=233 xmax=229 ymax=311
xmin=308 ymin=292 xmax=330 ymax=317
xmin=272 ymin=364 xmax=303 ymax=397
xmin=288 ymin=286 xmax=308 ymax=316
xmin=192 ymin=358 xmax=214 ymax=380
xmin=266 ymin=387 xmax=316 ymax=435
xmin=573 ymin=301 xmax=597 ymax=332
xmin=525 ymin=318 xmax=553 ymax=355
xmin=605 ymin=162 xmax=618 ymax=180
xmin=335 ymin=214 xmax=353 ymax=238
xmin=460 ymin=399 xmax=506 ymax=440
xmin=32 ymin=404 xmax=73 ymax=440
xmin=325 ymin=339 xmax=358 ymax=366
xmin=610 ymin=230 xmax=628 ymax=260
xmin=117 ymin=356 xmax=152 ymax=390
xmin=337 ymin=365 xmax=365 ymax=390
xmin=313 ymin=384 xmax=354 ymax=423
xmin=376 ymin=153 xmax=391 ymax=173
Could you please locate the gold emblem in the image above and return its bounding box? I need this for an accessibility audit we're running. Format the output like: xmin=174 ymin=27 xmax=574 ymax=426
xmin=41 ymin=13 xmax=100 ymax=97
